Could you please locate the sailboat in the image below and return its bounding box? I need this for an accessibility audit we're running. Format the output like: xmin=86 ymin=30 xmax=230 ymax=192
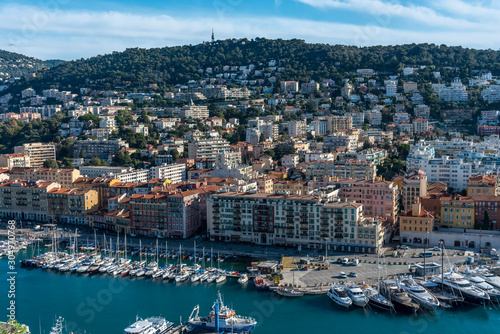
xmin=275 ymin=263 xmax=303 ymax=297
xmin=363 ymin=220 xmax=394 ymax=312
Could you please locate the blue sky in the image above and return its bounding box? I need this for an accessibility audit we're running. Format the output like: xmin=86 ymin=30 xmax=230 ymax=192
xmin=0 ymin=0 xmax=499 ymax=60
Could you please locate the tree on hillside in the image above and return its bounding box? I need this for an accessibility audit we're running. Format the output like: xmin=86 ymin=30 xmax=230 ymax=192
xmin=43 ymin=159 xmax=58 ymax=168
xmin=171 ymin=149 xmax=180 ymax=161
xmin=78 ymin=113 xmax=100 ymax=127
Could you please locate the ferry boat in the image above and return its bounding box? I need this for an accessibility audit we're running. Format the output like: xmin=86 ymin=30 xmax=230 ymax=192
xmin=186 ymin=292 xmax=257 ymax=333
xmin=124 ymin=316 xmax=174 ymax=334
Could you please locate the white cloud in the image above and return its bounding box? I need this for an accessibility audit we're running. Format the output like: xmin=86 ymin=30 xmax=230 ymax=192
xmin=294 ymin=0 xmax=495 ymax=28
xmin=0 ymin=3 xmax=498 ymax=60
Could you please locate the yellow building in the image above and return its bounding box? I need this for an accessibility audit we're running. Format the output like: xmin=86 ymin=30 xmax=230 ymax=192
xmin=400 ymin=202 xmax=434 ymax=233
xmin=47 ymin=188 xmax=99 ymax=224
xmin=467 ymin=175 xmax=498 ymax=197
xmin=440 ymin=195 xmax=474 ymax=228
xmin=256 ymin=177 xmax=274 ymax=193
xmin=72 ymin=177 xmax=120 ymax=208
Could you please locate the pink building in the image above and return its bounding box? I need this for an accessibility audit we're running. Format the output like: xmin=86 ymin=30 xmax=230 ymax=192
xmin=338 ymin=179 xmax=399 ymax=222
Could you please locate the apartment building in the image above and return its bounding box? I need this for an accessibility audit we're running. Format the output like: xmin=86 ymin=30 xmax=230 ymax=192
xmin=0 ymin=180 xmax=59 ymax=221
xmin=356 ymin=148 xmax=386 ymax=164
xmin=79 ymin=166 xmax=130 ymax=178
xmin=414 ymin=104 xmax=430 ymax=119
xmin=114 ymin=169 xmax=149 ymax=183
xmin=281 ymin=154 xmax=299 ymax=168
xmin=467 ymin=175 xmax=499 ymax=197
xmin=403 ymin=82 xmax=418 ymax=93
xmin=440 ymin=195 xmax=475 ymax=228
xmin=72 ymin=177 xmax=121 ymax=208
xmin=385 ymin=80 xmax=397 ymax=96
xmin=305 ymin=160 xmax=377 ymax=180
xmin=273 ymin=180 xmax=309 ymax=195
xmin=8 ymin=168 xmax=81 ymax=188
xmin=73 ymin=139 xmax=128 ymax=163
xmin=188 ymin=138 xmax=231 ymax=161
xmin=129 ymin=190 xmax=201 ymax=238
xmin=177 ymin=101 xmax=209 ymax=120
xmin=439 ymin=78 xmax=469 ymax=102
xmin=148 ymin=164 xmax=186 ymax=184
xmin=14 ymin=143 xmax=56 ymax=168
xmin=207 ymin=192 xmax=385 ymax=253
xmin=413 ymin=118 xmax=429 ymax=134
xmin=338 ymin=179 xmax=399 ymax=222
xmin=473 ymin=195 xmax=500 ymax=230
xmin=215 ymin=152 xmax=242 ymax=169
xmin=327 ymin=116 xmax=353 ymax=133
xmin=402 ymin=169 xmax=428 ymax=211
xmin=393 ymin=112 xmax=410 ymax=124
xmin=47 ymin=188 xmax=99 ymax=225
xmin=280 ymin=81 xmax=299 ymax=93
xmin=288 ymin=120 xmax=307 ymax=137
xmin=0 ymin=153 xmax=30 ymax=168
xmin=345 ymin=112 xmax=364 ymax=127
xmin=323 ymin=133 xmax=358 ymax=152
xmin=256 ymin=177 xmax=274 ymax=193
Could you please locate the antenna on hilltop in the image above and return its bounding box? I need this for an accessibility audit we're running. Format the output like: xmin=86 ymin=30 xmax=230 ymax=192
xmin=211 ymin=29 xmax=215 ymax=43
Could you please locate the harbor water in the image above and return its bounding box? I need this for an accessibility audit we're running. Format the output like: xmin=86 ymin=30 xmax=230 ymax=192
xmin=2 ymin=250 xmax=500 ymax=334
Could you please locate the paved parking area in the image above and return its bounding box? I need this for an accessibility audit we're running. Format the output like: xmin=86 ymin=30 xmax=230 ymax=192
xmin=281 ymin=252 xmax=469 ymax=287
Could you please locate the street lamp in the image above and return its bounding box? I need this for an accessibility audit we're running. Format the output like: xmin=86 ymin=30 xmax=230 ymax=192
xmin=324 ymin=237 xmax=329 ymax=261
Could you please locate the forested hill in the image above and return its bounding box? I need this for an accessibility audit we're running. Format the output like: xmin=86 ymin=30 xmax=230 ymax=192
xmin=6 ymin=38 xmax=500 ymax=92
xmin=0 ymin=49 xmax=63 ymax=80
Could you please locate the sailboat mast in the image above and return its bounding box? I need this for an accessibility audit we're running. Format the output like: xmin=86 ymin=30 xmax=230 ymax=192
xmin=194 ymin=240 xmax=196 ymax=266
xmin=117 ymin=231 xmax=120 ymax=260
xmin=376 ymin=220 xmax=380 ymax=291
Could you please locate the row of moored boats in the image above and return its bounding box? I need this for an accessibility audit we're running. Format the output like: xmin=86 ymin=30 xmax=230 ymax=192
xmin=326 ymin=268 xmax=500 ymax=313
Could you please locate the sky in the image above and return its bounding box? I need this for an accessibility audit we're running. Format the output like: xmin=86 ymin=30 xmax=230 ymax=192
xmin=0 ymin=0 xmax=499 ymax=60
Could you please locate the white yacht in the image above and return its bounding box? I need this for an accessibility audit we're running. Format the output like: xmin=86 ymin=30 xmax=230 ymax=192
xmin=344 ymin=281 xmax=368 ymax=307
xmin=477 ymin=270 xmax=500 ymax=290
xmin=398 ymin=276 xmax=440 ymax=310
xmin=463 ymin=273 xmax=500 ymax=303
xmin=327 ymin=283 xmax=352 ymax=308
xmin=238 ymin=274 xmax=249 ymax=284
xmin=124 ymin=317 xmax=174 ymax=334
xmin=431 ymin=272 xmax=490 ymax=305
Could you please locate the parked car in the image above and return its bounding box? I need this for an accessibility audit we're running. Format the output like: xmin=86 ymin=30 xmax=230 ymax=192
xmin=349 ymin=272 xmax=357 ymax=277
xmin=339 ymin=272 xmax=347 ymax=278
xmin=400 ymin=245 xmax=409 ymax=250
xmin=341 ymin=258 xmax=349 ymax=265
xmin=433 ymin=246 xmax=441 ymax=251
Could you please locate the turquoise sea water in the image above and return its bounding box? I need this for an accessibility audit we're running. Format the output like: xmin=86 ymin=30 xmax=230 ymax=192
xmin=1 ymin=250 xmax=500 ymax=334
